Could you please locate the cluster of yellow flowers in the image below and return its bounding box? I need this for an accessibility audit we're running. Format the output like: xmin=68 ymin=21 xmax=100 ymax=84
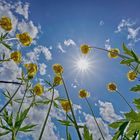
xmin=10 ymin=51 xmax=22 ymax=64
xmin=24 ymin=63 xmax=38 ymax=79
xmin=33 ymin=83 xmax=44 ymax=96
xmin=60 ymin=100 xmax=71 ymax=112
xmin=0 ymin=16 xmax=12 ymax=31
xmin=127 ymin=70 xmax=137 ymax=81
xmin=80 ymin=44 xmax=91 ymax=54
xmin=53 ymin=75 xmax=62 ymax=86
xmin=108 ymin=48 xmax=120 ymax=59
xmin=107 ymin=83 xmax=117 ymax=92
xmin=79 ymin=89 xmax=90 ymax=98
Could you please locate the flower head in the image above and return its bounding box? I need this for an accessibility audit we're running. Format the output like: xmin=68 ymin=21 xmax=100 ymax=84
xmin=33 ymin=83 xmax=44 ymax=96
xmin=16 ymin=32 xmax=32 ymax=46
xmin=10 ymin=51 xmax=21 ymax=64
xmin=107 ymin=83 xmax=117 ymax=92
xmin=52 ymin=64 xmax=63 ymax=74
xmin=108 ymin=48 xmax=120 ymax=58
xmin=79 ymin=89 xmax=90 ymax=98
xmin=24 ymin=63 xmax=38 ymax=79
xmin=0 ymin=16 xmax=12 ymax=31
xmin=60 ymin=100 xmax=71 ymax=112
xmin=127 ymin=70 xmax=137 ymax=81
xmin=80 ymin=44 xmax=91 ymax=55
xmin=53 ymin=75 xmax=62 ymax=86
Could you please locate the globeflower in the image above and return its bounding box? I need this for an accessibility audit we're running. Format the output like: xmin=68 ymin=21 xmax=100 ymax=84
xmin=108 ymin=48 xmax=120 ymax=58
xmin=127 ymin=70 xmax=137 ymax=81
xmin=10 ymin=51 xmax=21 ymax=64
xmin=80 ymin=44 xmax=91 ymax=55
xmin=52 ymin=64 xmax=64 ymax=74
xmin=24 ymin=63 xmax=38 ymax=79
xmin=79 ymin=89 xmax=90 ymax=98
xmin=0 ymin=16 xmax=12 ymax=31
xmin=60 ymin=100 xmax=71 ymax=112
xmin=16 ymin=32 xmax=32 ymax=46
xmin=53 ymin=75 xmax=62 ymax=86
xmin=33 ymin=83 xmax=44 ymax=96
xmin=107 ymin=83 xmax=117 ymax=92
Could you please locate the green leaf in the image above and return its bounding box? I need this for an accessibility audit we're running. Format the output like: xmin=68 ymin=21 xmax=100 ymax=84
xmin=0 ymin=131 xmax=10 ymax=136
xmin=131 ymin=85 xmax=140 ymax=92
xmin=131 ymin=50 xmax=140 ymax=63
xmin=122 ymin=43 xmax=133 ymax=57
xmin=109 ymin=120 xmax=127 ymax=129
xmin=120 ymin=59 xmax=135 ymax=65
xmin=133 ymin=98 xmax=140 ymax=110
xmin=68 ymin=133 xmax=72 ymax=140
xmin=58 ymin=120 xmax=72 ymax=126
xmin=1 ymin=42 xmax=12 ymax=50
xmin=83 ymin=125 xmax=93 ymax=140
xmin=19 ymin=124 xmax=37 ymax=132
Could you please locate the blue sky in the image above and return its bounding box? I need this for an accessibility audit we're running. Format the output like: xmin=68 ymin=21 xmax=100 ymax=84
xmin=0 ymin=0 xmax=140 ymax=139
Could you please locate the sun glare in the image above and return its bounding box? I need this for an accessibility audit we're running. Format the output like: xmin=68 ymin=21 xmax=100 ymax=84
xmin=77 ymin=57 xmax=90 ymax=72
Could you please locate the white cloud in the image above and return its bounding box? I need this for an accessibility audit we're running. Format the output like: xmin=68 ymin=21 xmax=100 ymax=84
xmin=57 ymin=43 xmax=66 ymax=53
xmin=98 ymin=100 xmax=122 ymax=123
xmin=15 ymin=2 xmax=29 ymax=19
xmin=64 ymin=39 xmax=76 ymax=46
xmin=104 ymin=38 xmax=111 ymax=50
xmin=17 ymin=20 xmax=39 ymax=39
xmin=39 ymin=63 xmax=47 ymax=75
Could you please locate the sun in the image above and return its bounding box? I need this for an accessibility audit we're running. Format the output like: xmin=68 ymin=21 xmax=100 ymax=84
xmin=76 ymin=57 xmax=90 ymax=72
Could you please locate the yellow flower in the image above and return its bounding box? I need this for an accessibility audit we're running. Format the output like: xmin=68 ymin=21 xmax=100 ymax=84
xmin=16 ymin=32 xmax=32 ymax=46
xmin=10 ymin=51 xmax=22 ymax=64
xmin=127 ymin=70 xmax=137 ymax=81
xmin=24 ymin=63 xmax=38 ymax=79
xmin=108 ymin=48 xmax=120 ymax=58
xmin=107 ymin=83 xmax=117 ymax=92
xmin=60 ymin=100 xmax=71 ymax=112
xmin=80 ymin=44 xmax=91 ymax=54
xmin=33 ymin=83 xmax=44 ymax=96
xmin=52 ymin=64 xmax=64 ymax=74
xmin=79 ymin=89 xmax=90 ymax=98
xmin=53 ymin=75 xmax=62 ymax=86
xmin=0 ymin=16 xmax=12 ymax=31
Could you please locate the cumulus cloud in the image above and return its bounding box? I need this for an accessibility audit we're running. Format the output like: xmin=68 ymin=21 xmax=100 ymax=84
xmin=39 ymin=63 xmax=47 ymax=75
xmin=15 ymin=1 xmax=29 ymax=19
xmin=57 ymin=43 xmax=66 ymax=53
xmin=98 ymin=100 xmax=122 ymax=123
xmin=115 ymin=19 xmax=140 ymax=46
xmin=104 ymin=38 xmax=111 ymax=50
xmin=64 ymin=39 xmax=76 ymax=46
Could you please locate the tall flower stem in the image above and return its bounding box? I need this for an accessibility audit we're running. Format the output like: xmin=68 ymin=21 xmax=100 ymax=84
xmin=85 ymin=98 xmax=105 ymax=140
xmin=0 ymin=80 xmax=21 ymax=85
xmin=115 ymin=90 xmax=134 ymax=111
xmin=61 ymin=75 xmax=82 ymax=140
xmin=17 ymin=81 xmax=29 ymax=114
xmin=38 ymin=87 xmax=55 ymax=140
xmin=66 ymin=112 xmax=69 ymax=140
xmin=0 ymin=81 xmax=23 ymax=113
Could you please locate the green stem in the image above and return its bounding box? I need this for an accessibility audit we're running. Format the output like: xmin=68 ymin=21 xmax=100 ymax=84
xmin=66 ymin=112 xmax=69 ymax=140
xmin=91 ymin=46 xmax=130 ymax=59
xmin=85 ymin=98 xmax=105 ymax=140
xmin=38 ymin=87 xmax=55 ymax=140
xmin=61 ymin=75 xmax=82 ymax=140
xmin=116 ymin=90 xmax=134 ymax=111
xmin=12 ymin=131 xmax=16 ymax=140
xmin=17 ymin=82 xmax=29 ymax=114
xmin=0 ymin=82 xmax=23 ymax=113
xmin=0 ymin=80 xmax=21 ymax=85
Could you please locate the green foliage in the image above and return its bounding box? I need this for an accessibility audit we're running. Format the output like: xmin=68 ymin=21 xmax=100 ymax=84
xmin=131 ymin=85 xmax=140 ymax=92
xmin=83 ymin=125 xmax=93 ymax=140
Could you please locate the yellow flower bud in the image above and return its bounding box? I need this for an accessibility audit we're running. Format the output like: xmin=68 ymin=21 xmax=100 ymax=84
xmin=16 ymin=32 xmax=32 ymax=46
xmin=127 ymin=70 xmax=137 ymax=81
xmin=79 ymin=89 xmax=90 ymax=98
xmin=53 ymin=75 xmax=62 ymax=86
xmin=52 ymin=64 xmax=64 ymax=74
xmin=60 ymin=100 xmax=71 ymax=112
xmin=0 ymin=16 xmax=12 ymax=31
xmin=80 ymin=44 xmax=91 ymax=55
xmin=107 ymin=83 xmax=117 ymax=92
xmin=108 ymin=48 xmax=120 ymax=58
xmin=33 ymin=83 xmax=44 ymax=96
xmin=10 ymin=51 xmax=21 ymax=64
